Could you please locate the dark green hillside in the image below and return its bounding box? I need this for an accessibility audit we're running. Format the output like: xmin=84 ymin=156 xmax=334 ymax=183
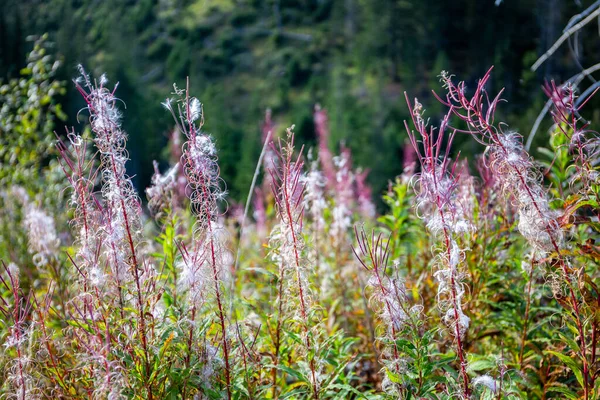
xmin=1 ymin=0 xmax=595 ymax=199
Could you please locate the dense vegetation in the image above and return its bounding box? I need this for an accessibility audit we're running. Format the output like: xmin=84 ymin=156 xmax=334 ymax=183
xmin=3 ymin=1 xmax=600 ymax=399
xmin=2 ymin=27 xmax=600 ymax=398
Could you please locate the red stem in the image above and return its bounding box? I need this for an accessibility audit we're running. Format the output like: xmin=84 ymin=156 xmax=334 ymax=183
xmin=450 ymin=84 xmax=591 ymax=398
xmin=280 ymin=150 xmax=319 ymax=399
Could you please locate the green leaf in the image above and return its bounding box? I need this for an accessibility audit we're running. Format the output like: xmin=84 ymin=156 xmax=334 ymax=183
xmin=276 ymin=364 xmax=309 ymax=384
xmin=546 ymin=385 xmax=579 ymax=399
xmin=546 ymin=350 xmax=584 ymax=389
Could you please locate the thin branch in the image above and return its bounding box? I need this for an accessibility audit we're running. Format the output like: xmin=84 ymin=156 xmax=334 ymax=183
xmin=531 ymin=4 xmax=600 ymax=71
xmin=233 ymin=126 xmax=274 ymax=274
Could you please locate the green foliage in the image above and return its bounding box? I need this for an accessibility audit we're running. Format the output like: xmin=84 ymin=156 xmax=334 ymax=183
xmin=0 ymin=35 xmax=68 ymax=278
xmin=2 ymin=3 xmax=600 ymax=397
xmin=2 ymin=0 xmax=568 ymax=201
xmin=0 ymin=34 xmax=66 ymax=187
xmin=1 ymin=77 xmax=600 ymax=397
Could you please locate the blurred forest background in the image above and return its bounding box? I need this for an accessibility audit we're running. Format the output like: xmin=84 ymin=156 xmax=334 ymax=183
xmin=1 ymin=0 xmax=598 ymax=203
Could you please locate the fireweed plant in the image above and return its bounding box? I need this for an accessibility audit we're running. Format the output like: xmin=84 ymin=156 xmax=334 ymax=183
xmin=434 ymin=68 xmax=600 ymax=399
xmin=1 ymin=65 xmax=600 ymax=399
xmin=404 ymin=99 xmax=473 ymax=398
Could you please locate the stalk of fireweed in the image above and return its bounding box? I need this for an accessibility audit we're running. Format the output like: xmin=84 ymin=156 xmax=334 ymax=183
xmin=163 ymin=81 xmax=233 ymax=398
xmin=260 ymin=108 xmax=278 ymax=194
xmin=353 ymin=228 xmax=424 ymax=396
xmin=57 ymin=131 xmax=126 ymax=398
xmin=303 ymin=149 xmax=335 ymax=298
xmin=56 ymin=129 xmax=103 ymax=289
xmin=268 ymin=128 xmax=321 ymax=399
xmin=435 ymin=69 xmax=563 ymax=255
xmin=436 ymin=68 xmax=593 ymax=398
xmin=303 ymin=150 xmax=326 ymax=236
xmin=330 ymin=146 xmax=354 ymax=248
xmin=543 ymin=80 xmax=599 ymax=190
xmin=74 ymin=68 xmax=148 ymax=289
xmin=404 ymin=95 xmax=472 ymax=398
xmin=313 ymin=105 xmax=356 ymax=248
xmin=355 ymin=168 xmax=376 ymax=219
xmin=0 ymin=262 xmax=35 ymax=400
xmin=303 ymin=150 xmax=328 ymax=295
xmin=74 ymin=68 xmax=155 ymax=399
xmin=22 ymin=202 xmax=59 ymax=268
xmin=58 ymin=130 xmax=127 ymax=397
xmin=314 ymin=105 xmax=336 ymax=189
xmin=7 ymin=186 xmax=60 ymax=270
xmin=146 ymin=161 xmax=179 ymax=219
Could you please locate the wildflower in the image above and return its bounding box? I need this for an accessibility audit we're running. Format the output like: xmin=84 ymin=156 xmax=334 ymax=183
xmin=74 ymin=69 xmax=156 ymax=399
xmin=57 ymin=129 xmax=104 ymax=288
xmin=6 ymin=262 xmax=19 ymax=281
xmin=303 ymin=151 xmax=327 ymax=230
xmin=488 ymin=130 xmax=564 ymax=253
xmin=75 ymin=66 xmax=146 ymax=287
xmin=354 ymin=228 xmax=423 ymax=394
xmin=543 ymin=80 xmax=599 ymax=189
xmin=330 ymin=147 xmax=354 ymax=247
xmin=271 ymin=132 xmax=311 ymax=314
xmin=437 ymin=69 xmax=595 ymax=397
xmin=146 ymin=161 xmax=179 ymax=216
xmin=368 ymin=275 xmax=411 ymax=334
xmin=473 ymin=375 xmax=498 ymax=393
xmin=437 ymin=70 xmax=563 ymax=255
xmin=314 ymin=104 xmax=336 ymax=188
xmin=269 ymin=128 xmax=321 ymax=397
xmin=23 ymin=203 xmax=60 ymax=267
xmin=252 ymin=187 xmax=268 ymax=238
xmin=7 ymin=186 xmax=60 ymax=268
xmin=355 ymin=168 xmax=376 ymax=219
xmin=405 ymin=93 xmax=472 ymax=396
xmin=165 ymin=82 xmax=232 ymax=398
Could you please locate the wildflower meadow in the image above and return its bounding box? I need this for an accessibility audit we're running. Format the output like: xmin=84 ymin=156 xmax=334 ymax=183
xmin=2 ymin=11 xmax=600 ymax=400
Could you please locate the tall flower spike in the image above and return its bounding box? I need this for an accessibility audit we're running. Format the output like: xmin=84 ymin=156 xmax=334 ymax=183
xmin=22 ymin=202 xmax=59 ymax=267
xmin=146 ymin=161 xmax=179 ymax=218
xmin=165 ymin=81 xmax=232 ymax=398
xmin=330 ymin=145 xmax=354 ymax=247
xmin=543 ymin=80 xmax=599 ymax=189
xmin=270 ymin=129 xmax=310 ymax=319
xmin=353 ymin=228 xmax=422 ymax=394
xmin=75 ymin=68 xmax=154 ymax=399
xmin=74 ymin=67 xmax=145 ymax=286
xmin=404 ymin=93 xmax=471 ymax=398
xmin=303 ymin=149 xmax=327 ymax=282
xmin=436 ymin=68 xmax=563 ymax=254
xmin=57 ymin=130 xmax=123 ymax=398
xmin=269 ymin=128 xmax=321 ymax=397
xmin=436 ymin=69 xmax=593 ymax=397
xmin=304 ymin=150 xmax=326 ymax=231
xmin=0 ymin=263 xmax=35 ymax=400
xmin=57 ymin=129 xmax=103 ymax=288
xmin=314 ymin=105 xmax=336 ymax=189
xmin=355 ymin=168 xmax=376 ymax=219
